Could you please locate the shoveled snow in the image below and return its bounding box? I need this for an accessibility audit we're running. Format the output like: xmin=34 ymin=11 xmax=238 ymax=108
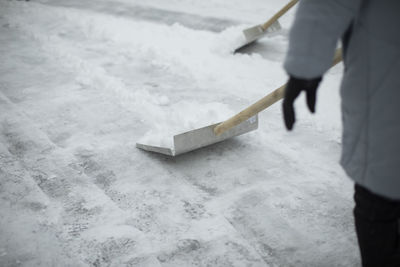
xmin=137 ymin=101 xmax=234 ymax=148
xmin=0 ymin=0 xmax=359 ymax=266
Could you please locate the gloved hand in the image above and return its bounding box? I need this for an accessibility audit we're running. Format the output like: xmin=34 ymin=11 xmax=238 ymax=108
xmin=282 ymin=75 xmax=322 ymax=130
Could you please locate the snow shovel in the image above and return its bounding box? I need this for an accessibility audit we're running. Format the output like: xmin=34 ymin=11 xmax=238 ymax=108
xmin=136 ymin=49 xmax=342 ymax=157
xmin=234 ymin=0 xmax=299 ymax=53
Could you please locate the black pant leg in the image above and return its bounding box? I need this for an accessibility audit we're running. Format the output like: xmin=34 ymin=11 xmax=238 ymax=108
xmin=354 ymin=184 xmax=400 ymax=267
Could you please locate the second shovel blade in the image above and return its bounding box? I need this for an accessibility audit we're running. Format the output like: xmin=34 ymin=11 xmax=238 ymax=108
xmin=234 ymin=20 xmax=282 ymax=53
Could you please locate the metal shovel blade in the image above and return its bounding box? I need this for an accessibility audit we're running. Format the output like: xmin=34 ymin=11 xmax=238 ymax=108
xmin=136 ymin=115 xmax=258 ymax=156
xmin=234 ymin=20 xmax=281 ymax=53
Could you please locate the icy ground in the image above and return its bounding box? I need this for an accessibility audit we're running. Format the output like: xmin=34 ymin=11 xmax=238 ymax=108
xmin=0 ymin=0 xmax=360 ymax=266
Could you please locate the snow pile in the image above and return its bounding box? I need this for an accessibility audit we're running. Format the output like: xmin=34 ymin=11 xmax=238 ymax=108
xmin=137 ymin=101 xmax=234 ymax=148
xmin=2 ymin=1 xmax=281 ymax=146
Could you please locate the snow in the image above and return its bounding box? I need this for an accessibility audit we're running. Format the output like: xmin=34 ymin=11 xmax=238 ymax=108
xmin=137 ymin=101 xmax=234 ymax=148
xmin=0 ymin=0 xmax=359 ymax=266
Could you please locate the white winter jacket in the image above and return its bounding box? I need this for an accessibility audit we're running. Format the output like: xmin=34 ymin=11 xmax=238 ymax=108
xmin=284 ymin=0 xmax=400 ymax=199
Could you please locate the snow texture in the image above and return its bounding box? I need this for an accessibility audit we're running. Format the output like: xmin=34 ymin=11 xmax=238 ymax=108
xmin=0 ymin=0 xmax=359 ymax=266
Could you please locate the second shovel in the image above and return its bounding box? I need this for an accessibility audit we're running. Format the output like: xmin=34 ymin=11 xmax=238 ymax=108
xmin=234 ymin=0 xmax=298 ymax=53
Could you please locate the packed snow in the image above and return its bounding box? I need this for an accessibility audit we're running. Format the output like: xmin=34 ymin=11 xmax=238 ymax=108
xmin=0 ymin=0 xmax=359 ymax=266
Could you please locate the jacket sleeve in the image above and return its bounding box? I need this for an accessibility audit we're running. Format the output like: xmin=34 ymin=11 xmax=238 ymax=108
xmin=284 ymin=0 xmax=362 ymax=79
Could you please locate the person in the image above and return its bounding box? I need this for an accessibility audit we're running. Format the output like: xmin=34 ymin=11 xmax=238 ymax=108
xmin=281 ymin=0 xmax=400 ymax=266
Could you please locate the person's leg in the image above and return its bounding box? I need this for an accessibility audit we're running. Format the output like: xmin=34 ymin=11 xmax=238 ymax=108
xmin=354 ymin=184 xmax=400 ymax=267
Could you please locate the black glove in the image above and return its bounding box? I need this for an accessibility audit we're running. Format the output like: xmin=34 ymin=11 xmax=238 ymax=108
xmin=282 ymin=75 xmax=322 ymax=130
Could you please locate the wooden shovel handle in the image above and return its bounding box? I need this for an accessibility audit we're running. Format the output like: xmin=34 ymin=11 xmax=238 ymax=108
xmin=214 ymin=49 xmax=343 ymax=136
xmin=261 ymin=0 xmax=299 ymax=31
